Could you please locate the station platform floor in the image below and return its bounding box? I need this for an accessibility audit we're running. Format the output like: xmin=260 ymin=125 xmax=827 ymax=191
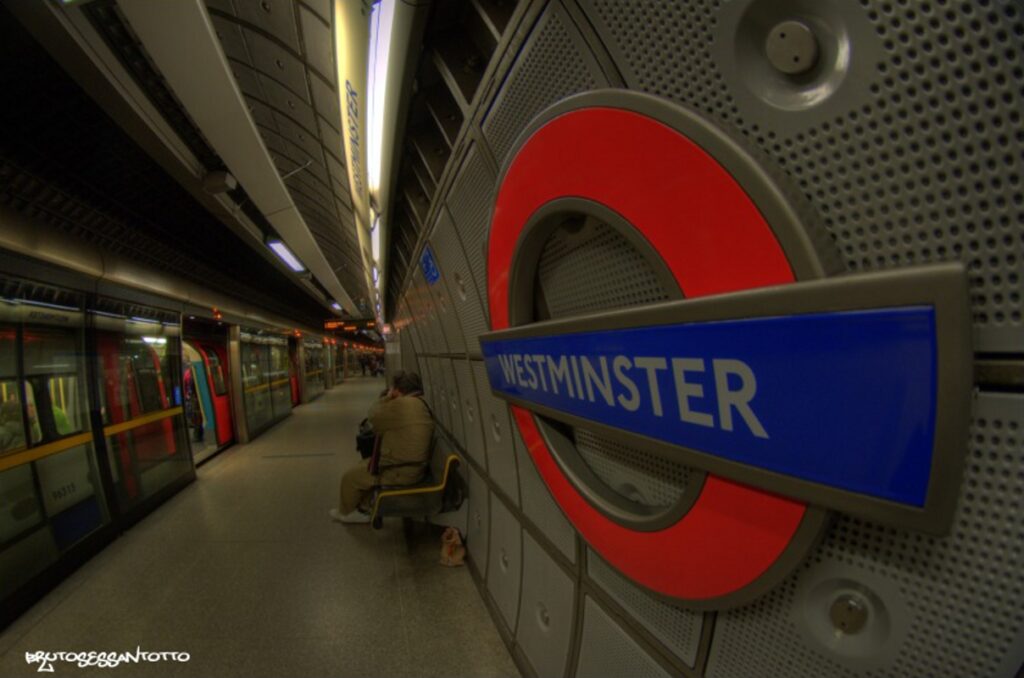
xmin=0 ymin=377 xmax=519 ymax=678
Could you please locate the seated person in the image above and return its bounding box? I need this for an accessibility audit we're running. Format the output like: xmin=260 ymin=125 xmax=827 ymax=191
xmin=331 ymin=371 xmax=434 ymax=524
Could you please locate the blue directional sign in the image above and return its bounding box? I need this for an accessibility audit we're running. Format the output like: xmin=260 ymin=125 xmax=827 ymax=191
xmin=483 ymin=307 xmax=938 ymax=508
xmin=420 ymin=245 xmax=440 ymax=286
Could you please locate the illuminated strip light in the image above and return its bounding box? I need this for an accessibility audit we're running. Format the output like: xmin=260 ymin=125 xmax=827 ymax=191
xmin=267 ymin=239 xmax=306 ymax=273
xmin=371 ymin=215 xmax=381 ymax=262
xmin=2 ymin=298 xmax=81 ymax=312
xmin=331 ymin=302 xmax=342 ymax=311
xmin=366 ymin=1 xmax=394 ymax=197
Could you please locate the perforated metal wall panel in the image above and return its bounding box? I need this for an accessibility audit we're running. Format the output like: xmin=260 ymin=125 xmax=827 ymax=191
xmin=441 ymin=358 xmax=464 ymax=444
xmin=400 ymin=299 xmax=424 ymax=356
xmin=445 ymin=144 xmax=495 ymax=312
xmin=445 ymin=358 xmax=468 ymax=449
xmin=420 ymin=356 xmax=441 ymax=420
xmin=399 ymin=331 xmax=418 ymax=376
xmin=425 ymin=356 xmax=449 ymax=431
xmin=517 ymin=531 xmax=576 ymax=678
xmin=472 ymin=360 xmax=519 ymax=505
xmin=514 ymin=427 xmax=577 ymax=564
xmin=536 ymin=218 xmax=672 ymax=319
xmin=481 ymin=0 xmax=608 ymax=169
xmin=411 ymin=271 xmax=447 ymax=355
xmin=587 ymin=550 xmax=703 ymax=669
xmin=430 ymin=210 xmax=490 ymax=356
xmin=486 ymin=493 xmax=523 ymax=634
xmin=455 ymin=360 xmax=487 ymax=470
xmin=403 ymin=274 xmax=428 ymax=352
xmin=575 ymin=596 xmax=673 ymax=678
xmin=574 ymin=428 xmax=688 ymax=509
xmin=424 ymin=238 xmax=468 ymax=354
xmin=705 ymin=393 xmax=1024 ymax=678
xmin=580 ymin=0 xmax=1024 ymax=353
xmin=466 ymin=462 xmax=490 ymax=576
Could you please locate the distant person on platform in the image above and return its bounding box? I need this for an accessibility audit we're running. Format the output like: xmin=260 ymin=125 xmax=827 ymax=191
xmin=359 ymin=353 xmax=369 ymax=377
xmin=331 ymin=371 xmax=434 ymax=524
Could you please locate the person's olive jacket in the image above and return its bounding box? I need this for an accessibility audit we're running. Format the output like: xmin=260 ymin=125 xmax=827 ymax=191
xmin=369 ymin=393 xmax=434 ymax=484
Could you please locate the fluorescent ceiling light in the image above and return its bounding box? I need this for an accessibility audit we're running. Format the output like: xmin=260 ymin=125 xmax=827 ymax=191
xmin=371 ymin=216 xmax=381 ymax=262
xmin=372 ymin=265 xmax=379 ymax=283
xmin=366 ymin=0 xmax=395 ymax=197
xmin=142 ymin=336 xmax=167 ymax=345
xmin=267 ymin=239 xmax=306 ymax=273
xmin=6 ymin=299 xmax=81 ymax=312
xmin=331 ymin=302 xmax=342 ymax=311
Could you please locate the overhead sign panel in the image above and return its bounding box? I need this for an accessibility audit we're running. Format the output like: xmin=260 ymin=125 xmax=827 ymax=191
xmin=485 ymin=306 xmax=935 ymax=507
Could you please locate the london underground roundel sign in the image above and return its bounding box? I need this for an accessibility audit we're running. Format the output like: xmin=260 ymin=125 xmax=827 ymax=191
xmin=481 ymin=92 xmax=972 ymax=608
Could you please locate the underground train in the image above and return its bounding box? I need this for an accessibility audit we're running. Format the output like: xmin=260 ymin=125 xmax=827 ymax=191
xmin=0 ymin=260 xmax=364 ymax=621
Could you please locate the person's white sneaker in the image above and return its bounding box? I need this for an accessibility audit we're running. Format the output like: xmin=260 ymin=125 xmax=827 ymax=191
xmin=329 ymin=508 xmax=370 ymax=524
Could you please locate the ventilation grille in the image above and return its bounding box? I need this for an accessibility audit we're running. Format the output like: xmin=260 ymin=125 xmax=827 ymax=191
xmin=584 ymin=0 xmax=1024 ymax=349
xmin=575 ymin=429 xmax=688 ymax=508
xmin=576 ymin=597 xmax=674 ymax=678
xmin=536 ymin=217 xmax=670 ymax=318
xmin=482 ymin=1 xmax=605 ymax=167
xmin=588 ymin=550 xmax=703 ymax=667
xmin=537 ymin=218 xmax=690 ymax=509
xmin=447 ymin=145 xmax=497 ymax=311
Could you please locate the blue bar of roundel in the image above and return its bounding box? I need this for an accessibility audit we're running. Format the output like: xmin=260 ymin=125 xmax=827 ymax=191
xmin=482 ymin=307 xmax=937 ymax=507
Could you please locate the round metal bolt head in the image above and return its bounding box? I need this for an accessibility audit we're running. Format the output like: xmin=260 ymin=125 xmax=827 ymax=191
xmin=829 ymin=593 xmax=869 ymax=635
xmin=765 ymin=20 xmax=820 ymax=75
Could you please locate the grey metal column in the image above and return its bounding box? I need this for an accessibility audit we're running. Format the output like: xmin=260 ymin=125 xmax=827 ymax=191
xmin=297 ymin=341 xmax=309 ymax=404
xmin=324 ymin=341 xmax=334 ymax=390
xmin=228 ymin=325 xmax=249 ymax=444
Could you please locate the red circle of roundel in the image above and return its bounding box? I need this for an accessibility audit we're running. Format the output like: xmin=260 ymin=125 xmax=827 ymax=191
xmin=488 ymin=107 xmax=808 ymax=602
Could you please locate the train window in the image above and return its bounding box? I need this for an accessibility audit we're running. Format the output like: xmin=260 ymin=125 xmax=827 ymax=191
xmin=206 ymin=350 xmax=227 ymax=396
xmin=0 ymin=326 xmax=26 ymax=454
xmin=124 ymin=337 xmax=168 ymax=414
xmin=241 ymin=340 xmax=274 ymax=432
xmin=268 ymin=345 xmax=291 ymax=418
xmin=22 ymin=327 xmax=88 ymax=444
xmin=95 ymin=318 xmax=189 ymax=511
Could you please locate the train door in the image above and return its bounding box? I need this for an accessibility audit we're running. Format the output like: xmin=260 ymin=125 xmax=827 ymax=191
xmin=196 ymin=341 xmax=233 ymax=448
xmin=182 ymin=341 xmax=216 ymax=464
